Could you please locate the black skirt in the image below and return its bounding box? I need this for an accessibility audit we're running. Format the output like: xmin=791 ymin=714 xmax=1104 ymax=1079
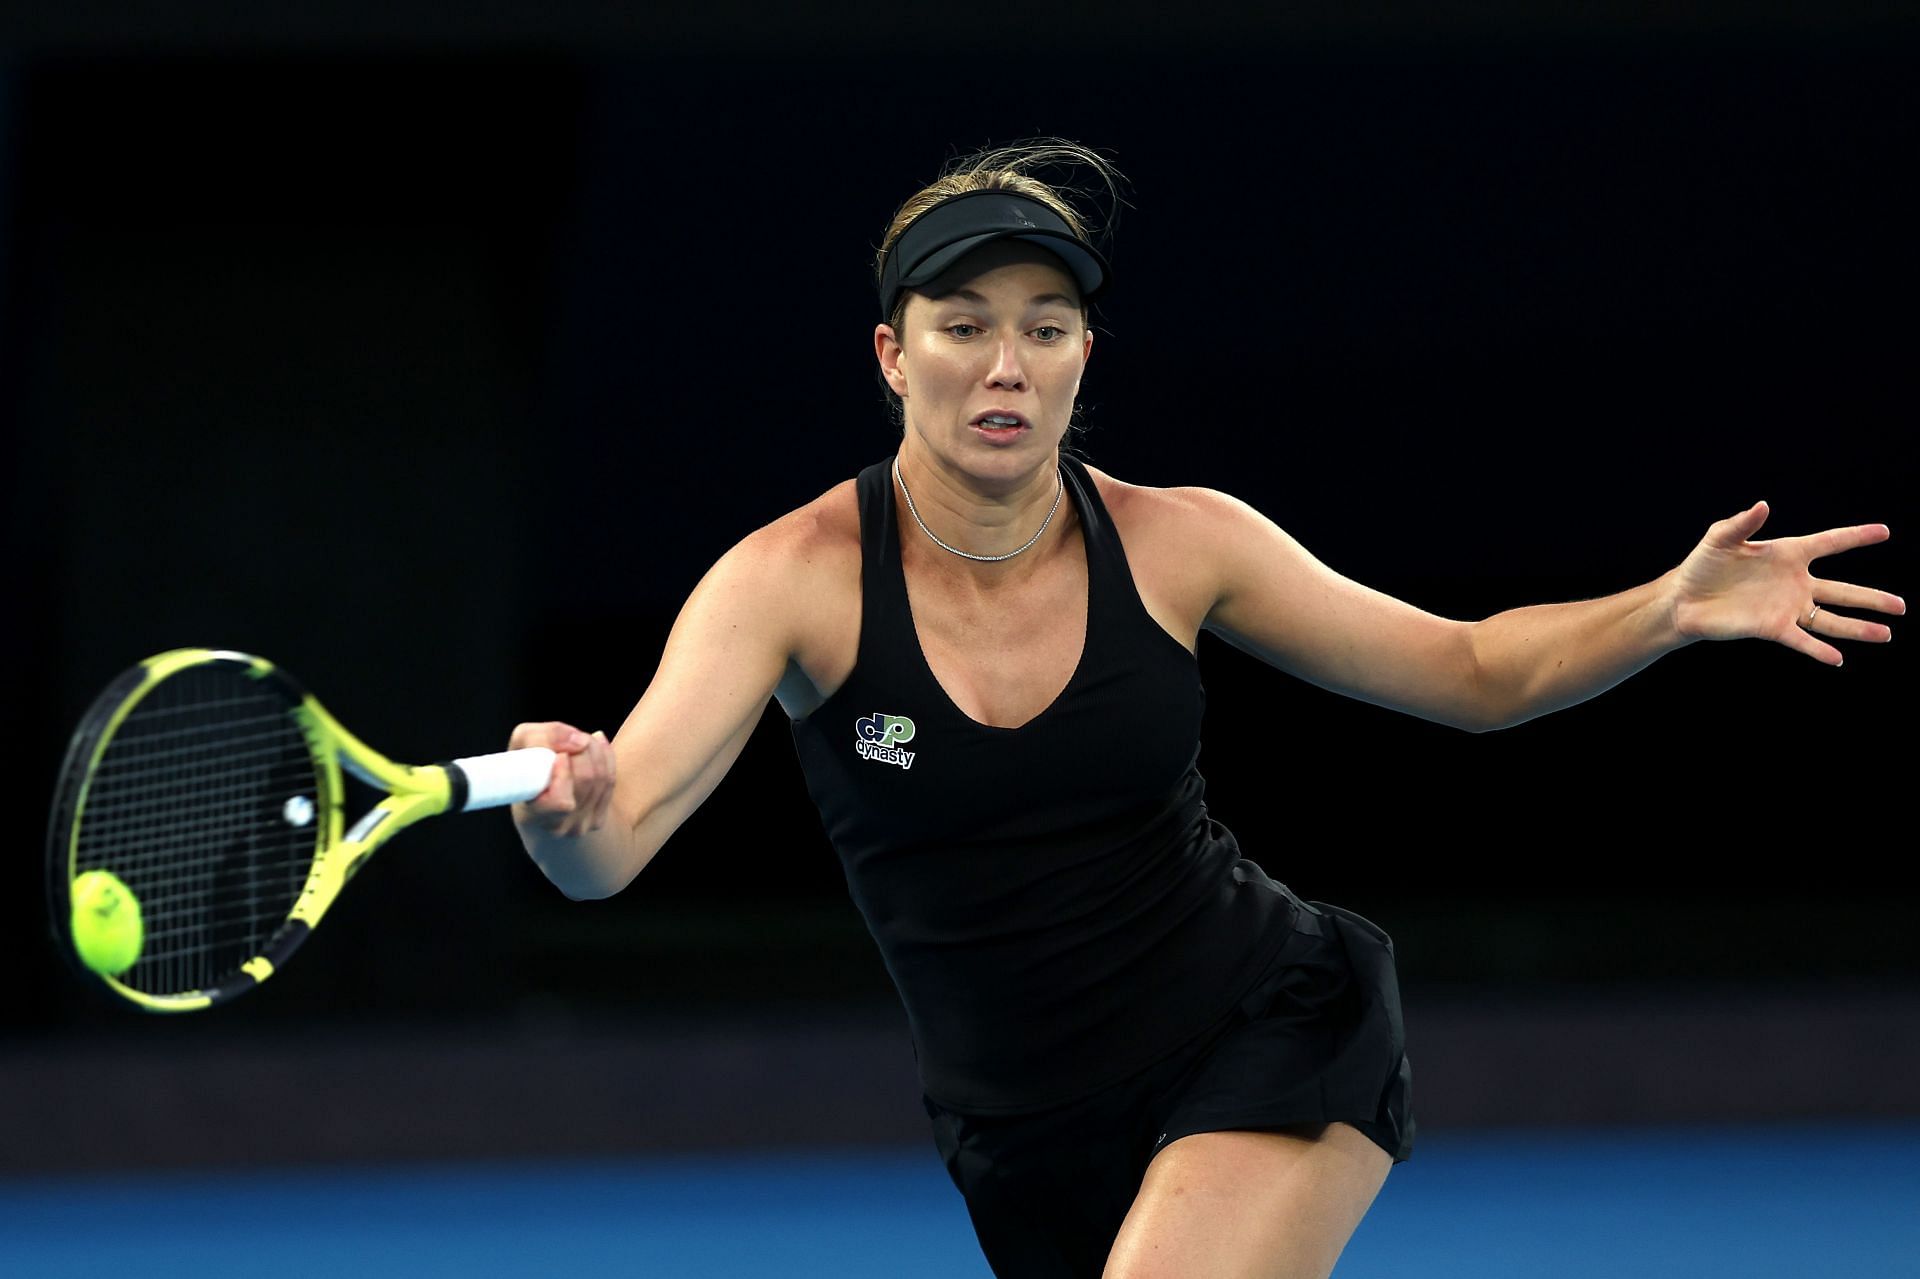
xmin=925 ymin=890 xmax=1413 ymax=1278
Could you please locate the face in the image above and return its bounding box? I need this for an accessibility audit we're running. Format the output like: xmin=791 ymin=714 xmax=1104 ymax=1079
xmin=875 ymin=241 xmax=1094 ymax=481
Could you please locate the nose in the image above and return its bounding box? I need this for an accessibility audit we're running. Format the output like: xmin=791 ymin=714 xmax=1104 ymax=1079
xmin=985 ymin=335 xmax=1027 ymax=391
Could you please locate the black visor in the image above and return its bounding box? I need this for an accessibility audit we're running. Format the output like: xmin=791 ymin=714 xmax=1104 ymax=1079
xmin=879 ymin=189 xmax=1110 ymax=321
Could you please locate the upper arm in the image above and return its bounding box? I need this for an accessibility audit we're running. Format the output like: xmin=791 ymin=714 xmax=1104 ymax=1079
xmin=1182 ymin=488 xmax=1486 ymax=731
xmin=603 ymin=512 xmax=837 ymax=870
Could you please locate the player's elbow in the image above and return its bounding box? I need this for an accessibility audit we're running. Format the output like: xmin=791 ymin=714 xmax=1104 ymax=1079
xmin=527 ymin=825 xmax=653 ymax=902
xmin=1464 ymin=699 xmax=1542 ymax=733
xmin=1430 ymin=702 xmax=1504 ymax=734
xmin=553 ymin=874 xmax=617 ymax=902
xmin=1454 ymin=623 xmax=1519 ymax=733
xmin=531 ymin=857 xmax=618 ymax=902
xmin=547 ymin=859 xmax=643 ymax=902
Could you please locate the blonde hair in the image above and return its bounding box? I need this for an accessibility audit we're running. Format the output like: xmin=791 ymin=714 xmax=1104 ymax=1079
xmin=875 ymin=139 xmax=1122 ymax=337
xmin=875 ymin=140 xmax=1122 ymax=429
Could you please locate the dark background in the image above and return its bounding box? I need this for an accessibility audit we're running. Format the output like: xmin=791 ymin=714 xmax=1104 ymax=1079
xmin=2 ymin=2 xmax=1913 ymax=1171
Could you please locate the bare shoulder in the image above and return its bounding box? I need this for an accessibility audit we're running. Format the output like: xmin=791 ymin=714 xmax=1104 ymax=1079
xmin=1081 ymin=464 xmax=1253 ymax=543
xmin=1080 ymin=464 xmax=1260 ymax=647
xmin=739 ymin=478 xmax=860 ymax=567
xmin=710 ymin=477 xmax=862 ymax=708
xmin=712 ymin=478 xmax=861 ymax=595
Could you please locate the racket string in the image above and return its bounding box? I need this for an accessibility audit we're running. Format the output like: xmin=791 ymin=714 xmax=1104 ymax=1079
xmin=74 ymin=665 xmax=325 ymax=995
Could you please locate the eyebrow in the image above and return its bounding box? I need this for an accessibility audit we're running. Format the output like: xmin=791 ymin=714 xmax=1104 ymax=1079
xmin=937 ymin=288 xmax=1081 ymax=310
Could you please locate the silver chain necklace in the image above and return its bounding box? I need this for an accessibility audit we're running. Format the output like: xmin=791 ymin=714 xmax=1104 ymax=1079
xmin=892 ymin=456 xmax=1064 ymax=563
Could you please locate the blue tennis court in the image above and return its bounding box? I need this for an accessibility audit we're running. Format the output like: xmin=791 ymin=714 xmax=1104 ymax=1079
xmin=4 ymin=1121 xmax=1914 ymax=1277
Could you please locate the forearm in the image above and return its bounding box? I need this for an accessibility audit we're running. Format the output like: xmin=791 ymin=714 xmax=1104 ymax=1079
xmin=515 ymin=711 xmax=759 ymax=899
xmin=1467 ymin=568 xmax=1691 ymax=732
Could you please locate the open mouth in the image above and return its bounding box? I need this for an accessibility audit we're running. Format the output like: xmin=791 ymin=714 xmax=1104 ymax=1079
xmin=971 ymin=412 xmax=1030 ymax=440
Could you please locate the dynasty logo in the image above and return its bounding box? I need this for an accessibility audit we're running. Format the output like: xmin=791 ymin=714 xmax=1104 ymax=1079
xmin=854 ymin=712 xmax=917 ymax=770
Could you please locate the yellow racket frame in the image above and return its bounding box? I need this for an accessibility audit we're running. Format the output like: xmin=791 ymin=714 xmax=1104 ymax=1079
xmin=61 ymin=648 xmax=458 ymax=1012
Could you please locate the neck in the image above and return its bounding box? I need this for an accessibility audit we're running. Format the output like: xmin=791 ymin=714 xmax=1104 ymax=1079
xmin=893 ymin=438 xmax=1066 ymax=566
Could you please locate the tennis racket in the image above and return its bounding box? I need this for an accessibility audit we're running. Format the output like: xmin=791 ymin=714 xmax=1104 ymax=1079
xmin=46 ymin=648 xmax=556 ymax=1012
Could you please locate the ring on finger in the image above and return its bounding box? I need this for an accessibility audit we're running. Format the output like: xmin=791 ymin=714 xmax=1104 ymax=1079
xmin=1803 ymin=603 xmax=1822 ymax=627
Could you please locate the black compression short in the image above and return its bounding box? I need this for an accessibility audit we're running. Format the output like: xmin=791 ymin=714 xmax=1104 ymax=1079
xmin=924 ymin=895 xmax=1414 ymax=1278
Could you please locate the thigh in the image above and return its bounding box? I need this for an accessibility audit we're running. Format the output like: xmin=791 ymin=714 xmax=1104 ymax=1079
xmin=1102 ymin=1123 xmax=1391 ymax=1279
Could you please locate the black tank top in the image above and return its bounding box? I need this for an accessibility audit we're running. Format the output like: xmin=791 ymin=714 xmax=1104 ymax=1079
xmin=790 ymin=455 xmax=1297 ymax=1112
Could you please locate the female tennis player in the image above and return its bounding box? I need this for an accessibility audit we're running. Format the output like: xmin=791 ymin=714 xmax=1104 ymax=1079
xmin=510 ymin=143 xmax=1901 ymax=1279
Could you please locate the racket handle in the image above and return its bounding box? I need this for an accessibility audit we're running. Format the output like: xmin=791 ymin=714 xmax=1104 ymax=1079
xmin=448 ymin=747 xmax=557 ymax=811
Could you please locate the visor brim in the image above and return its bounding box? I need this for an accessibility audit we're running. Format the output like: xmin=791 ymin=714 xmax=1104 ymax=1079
xmin=897 ymin=229 xmax=1107 ymax=306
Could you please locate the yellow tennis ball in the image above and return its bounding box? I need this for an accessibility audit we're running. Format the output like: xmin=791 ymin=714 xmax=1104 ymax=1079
xmin=71 ymin=870 xmax=144 ymax=976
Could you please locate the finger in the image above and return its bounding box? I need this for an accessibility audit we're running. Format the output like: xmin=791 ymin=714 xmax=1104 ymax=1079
xmin=509 ymin=720 xmax=560 ymax=751
xmin=591 ymin=731 xmax=616 ymax=832
xmin=513 ymin=721 xmax=591 ymax=753
xmin=572 ymin=731 xmax=607 ymax=832
xmin=568 ymin=737 xmax=606 ymax=837
xmin=1812 ymin=578 xmax=1907 ymax=617
xmin=1777 ymin=622 xmax=1844 ymax=666
xmin=543 ymin=750 xmax=577 ymax=816
xmin=1799 ymin=523 xmax=1891 ymax=561
xmin=1712 ymin=500 xmax=1769 ymax=546
xmin=1806 ymin=607 xmax=1894 ymax=644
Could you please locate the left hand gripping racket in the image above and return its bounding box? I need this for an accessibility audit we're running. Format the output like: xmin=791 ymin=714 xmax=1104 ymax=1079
xmin=46 ymin=648 xmax=556 ymax=1012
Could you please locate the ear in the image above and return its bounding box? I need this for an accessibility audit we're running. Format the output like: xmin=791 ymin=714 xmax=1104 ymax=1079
xmin=874 ymin=324 xmax=909 ymax=398
xmin=1070 ymin=325 xmax=1092 ymax=398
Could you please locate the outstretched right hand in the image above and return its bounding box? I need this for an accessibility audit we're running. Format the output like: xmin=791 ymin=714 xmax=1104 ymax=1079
xmin=508 ymin=721 xmax=617 ymax=839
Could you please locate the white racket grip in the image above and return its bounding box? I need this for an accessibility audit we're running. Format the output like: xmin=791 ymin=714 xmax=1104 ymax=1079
xmin=451 ymin=747 xmax=557 ymax=811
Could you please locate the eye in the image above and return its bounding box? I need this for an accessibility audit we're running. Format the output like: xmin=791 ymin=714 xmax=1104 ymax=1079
xmin=945 ymin=323 xmax=982 ymax=339
xmin=1032 ymin=325 xmax=1066 ymax=342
